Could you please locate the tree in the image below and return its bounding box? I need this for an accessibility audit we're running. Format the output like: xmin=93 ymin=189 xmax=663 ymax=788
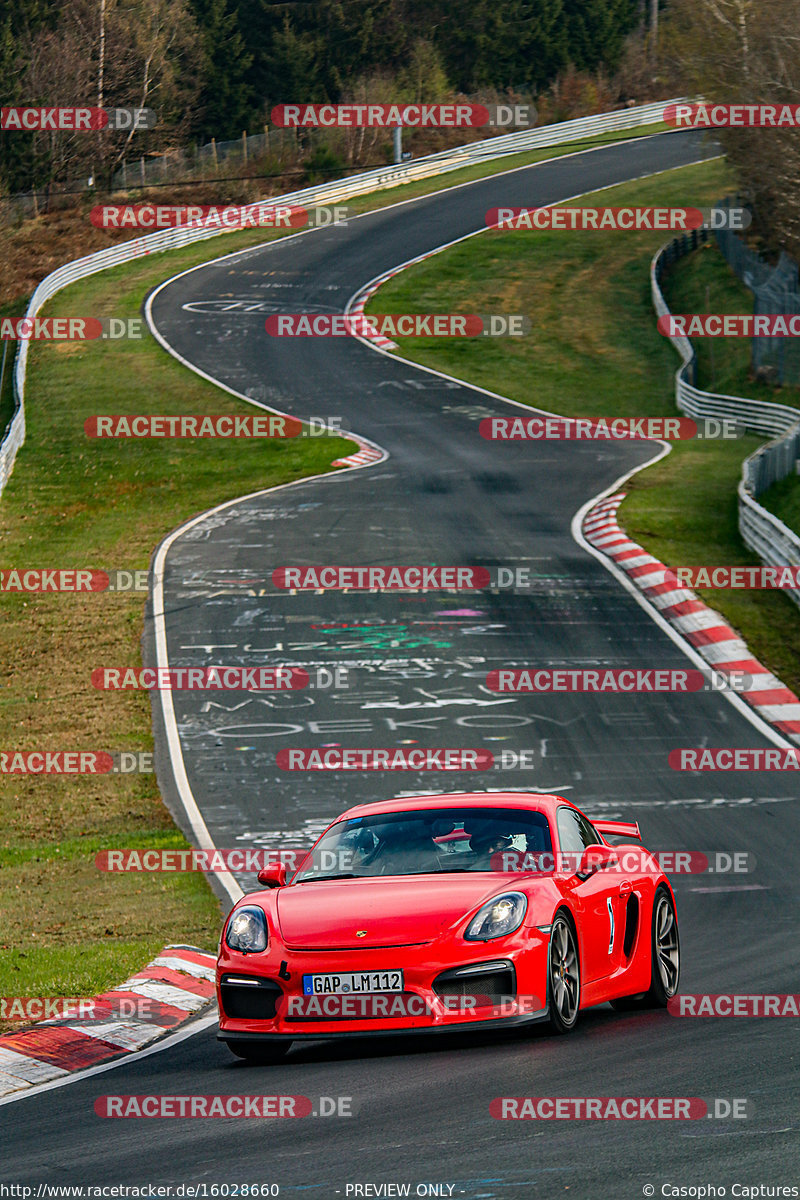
xmin=562 ymin=0 xmax=639 ymax=74
xmin=246 ymin=0 xmax=588 ymax=102
xmin=250 ymin=0 xmax=404 ymax=107
xmin=0 ymin=0 xmax=204 ymax=193
xmin=190 ymin=0 xmax=254 ymax=140
xmin=398 ymin=38 xmax=451 ymax=104
xmin=0 ymin=0 xmax=67 ymax=191
xmin=401 ymin=0 xmax=567 ymax=93
xmin=259 ymin=12 xmax=324 ymax=106
xmin=664 ymin=0 xmax=800 ymax=256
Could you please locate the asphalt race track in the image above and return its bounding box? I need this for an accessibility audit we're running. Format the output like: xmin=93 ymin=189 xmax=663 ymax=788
xmin=3 ymin=131 xmax=798 ymax=1196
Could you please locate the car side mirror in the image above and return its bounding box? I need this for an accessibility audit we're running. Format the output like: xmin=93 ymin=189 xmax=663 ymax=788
xmin=257 ymin=863 xmax=287 ymax=888
xmin=576 ymin=845 xmax=617 ymax=881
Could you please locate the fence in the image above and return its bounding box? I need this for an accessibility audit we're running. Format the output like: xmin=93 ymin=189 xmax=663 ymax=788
xmin=0 ymin=97 xmax=683 ymax=502
xmin=653 ymin=233 xmax=800 ymax=607
xmin=111 ymin=128 xmax=296 ymax=190
xmin=715 ymin=196 xmax=800 ymax=387
xmin=0 ymin=130 xmax=303 ymax=222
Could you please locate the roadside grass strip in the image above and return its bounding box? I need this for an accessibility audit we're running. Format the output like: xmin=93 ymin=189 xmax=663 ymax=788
xmin=0 ymin=132 xmax=755 ymax=1015
xmin=365 ymin=158 xmax=800 ymax=698
xmin=0 ymin=125 xmax=671 ymax=325
xmin=0 ymin=946 xmax=215 ymax=1097
xmin=661 ymin=234 xmax=800 ymax=541
xmin=0 ymin=230 xmax=359 ymax=1015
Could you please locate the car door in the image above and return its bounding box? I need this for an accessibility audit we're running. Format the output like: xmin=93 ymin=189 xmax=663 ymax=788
xmin=556 ymin=807 xmax=625 ymax=983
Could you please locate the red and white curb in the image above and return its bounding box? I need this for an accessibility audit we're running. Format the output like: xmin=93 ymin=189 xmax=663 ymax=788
xmin=0 ymin=945 xmax=215 ymax=1097
xmin=346 ymin=284 xmax=399 ymax=351
xmin=331 ymin=441 xmax=385 ymax=468
xmin=583 ymin=494 xmax=800 ymax=743
xmin=346 ymin=244 xmax=454 ymax=354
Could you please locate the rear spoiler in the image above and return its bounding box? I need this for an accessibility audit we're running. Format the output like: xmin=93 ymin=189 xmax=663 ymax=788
xmin=594 ymin=820 xmax=641 ymax=841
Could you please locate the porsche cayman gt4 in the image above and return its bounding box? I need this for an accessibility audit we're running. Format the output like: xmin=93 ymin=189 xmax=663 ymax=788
xmin=217 ymin=791 xmax=680 ymax=1062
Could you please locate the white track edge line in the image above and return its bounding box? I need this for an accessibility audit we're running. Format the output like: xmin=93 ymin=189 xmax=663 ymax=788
xmin=342 ymin=155 xmax=722 ymax=357
xmin=143 ymin=127 xmax=688 ymax=340
xmin=0 ymin=1013 xmax=219 ymax=1108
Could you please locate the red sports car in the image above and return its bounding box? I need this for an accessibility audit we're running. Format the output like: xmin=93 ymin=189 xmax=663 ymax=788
xmin=216 ymin=791 xmax=680 ymax=1062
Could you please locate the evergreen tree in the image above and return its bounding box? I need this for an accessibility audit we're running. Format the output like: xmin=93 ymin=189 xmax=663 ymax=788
xmin=260 ymin=13 xmax=324 ymax=105
xmin=243 ymin=0 xmax=638 ymax=109
xmin=190 ymin=0 xmax=254 ymax=139
xmin=561 ymin=0 xmax=639 ymax=73
xmin=0 ymin=0 xmax=61 ymax=191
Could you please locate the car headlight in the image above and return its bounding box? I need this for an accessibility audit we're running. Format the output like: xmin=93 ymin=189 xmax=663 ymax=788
xmin=464 ymin=892 xmax=527 ymax=941
xmin=225 ymin=905 xmax=268 ymax=953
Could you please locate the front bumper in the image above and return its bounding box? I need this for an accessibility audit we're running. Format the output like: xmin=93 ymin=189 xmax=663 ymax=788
xmin=217 ymin=938 xmax=548 ymax=1040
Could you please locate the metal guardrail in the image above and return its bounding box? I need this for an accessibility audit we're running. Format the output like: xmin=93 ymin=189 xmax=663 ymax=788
xmin=0 ymin=97 xmax=680 ymax=501
xmin=112 ymin=100 xmax=674 ymax=190
xmin=652 ymin=234 xmax=800 ymax=608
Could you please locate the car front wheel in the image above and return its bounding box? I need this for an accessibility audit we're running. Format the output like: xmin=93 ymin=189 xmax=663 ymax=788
xmin=545 ymin=913 xmax=580 ymax=1034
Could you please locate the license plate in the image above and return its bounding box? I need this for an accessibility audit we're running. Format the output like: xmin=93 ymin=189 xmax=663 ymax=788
xmin=302 ymin=970 xmax=404 ymax=996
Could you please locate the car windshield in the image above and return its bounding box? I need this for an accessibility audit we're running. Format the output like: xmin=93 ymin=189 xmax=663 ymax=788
xmin=292 ymin=806 xmax=553 ymax=881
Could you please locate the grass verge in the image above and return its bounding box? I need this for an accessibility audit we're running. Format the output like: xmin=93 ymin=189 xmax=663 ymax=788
xmin=659 ymin=236 xmax=797 ymax=404
xmin=0 ymin=235 xmax=356 ymax=1027
xmin=365 ymin=157 xmax=800 ymax=697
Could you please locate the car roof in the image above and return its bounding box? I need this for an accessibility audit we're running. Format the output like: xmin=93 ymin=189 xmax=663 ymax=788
xmin=337 ymin=791 xmax=571 ymax=822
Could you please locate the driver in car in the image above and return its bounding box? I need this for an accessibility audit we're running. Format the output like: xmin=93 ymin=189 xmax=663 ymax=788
xmin=467 ymin=820 xmax=514 ymax=871
xmin=373 ymin=819 xmax=442 ymax=875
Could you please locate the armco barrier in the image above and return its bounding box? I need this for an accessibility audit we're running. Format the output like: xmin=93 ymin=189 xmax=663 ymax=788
xmin=0 ymin=99 xmax=682 ymax=500
xmin=652 ymin=234 xmax=800 ymax=608
xmin=112 ymin=100 xmax=674 ymax=191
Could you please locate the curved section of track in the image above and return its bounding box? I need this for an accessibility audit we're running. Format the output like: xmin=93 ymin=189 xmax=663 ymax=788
xmin=3 ymin=131 xmax=798 ymax=1196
